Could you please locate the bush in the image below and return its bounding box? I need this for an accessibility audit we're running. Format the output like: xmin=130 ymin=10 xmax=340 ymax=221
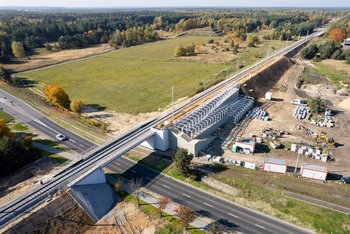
xmin=208 ymin=39 xmax=214 ymax=44
xmin=301 ymin=44 xmax=318 ymax=59
xmin=70 ymin=100 xmax=83 ymax=113
xmin=331 ymin=50 xmax=342 ymax=60
xmin=174 ymin=45 xmax=187 ymax=57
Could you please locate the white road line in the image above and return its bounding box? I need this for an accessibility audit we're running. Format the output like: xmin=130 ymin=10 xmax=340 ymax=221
xmin=145 ymin=177 xmax=152 ymax=181
xmin=254 ymin=224 xmax=266 ymax=230
xmin=228 ymin=212 xmax=238 ymax=218
xmin=70 ymin=139 xmax=76 ymax=143
xmin=130 ymin=170 xmax=136 ymax=173
xmin=115 ymin=162 xmax=121 ymax=166
xmin=182 ymin=193 xmax=191 ymax=198
xmin=162 ymin=184 xmax=171 ymax=189
xmin=203 ymin=202 xmax=214 ymax=208
xmin=79 ymin=144 xmax=84 ymax=147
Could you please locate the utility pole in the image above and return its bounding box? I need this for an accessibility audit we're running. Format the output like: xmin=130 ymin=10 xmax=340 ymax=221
xmin=307 ymin=29 xmax=309 ymax=37
xmin=172 ymin=85 xmax=175 ymax=124
xmin=294 ymin=153 xmax=300 ymax=174
xmin=266 ymin=46 xmax=270 ymax=58
xmin=285 ymin=38 xmax=289 ymax=48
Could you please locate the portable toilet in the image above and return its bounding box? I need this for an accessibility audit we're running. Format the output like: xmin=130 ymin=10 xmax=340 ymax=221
xmin=231 ymin=145 xmax=237 ymax=153
xmin=265 ymin=92 xmax=272 ymax=101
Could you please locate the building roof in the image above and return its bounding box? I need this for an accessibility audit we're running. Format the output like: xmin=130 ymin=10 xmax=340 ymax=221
xmin=264 ymin=158 xmax=286 ymax=165
xmin=302 ymin=164 xmax=327 ymax=172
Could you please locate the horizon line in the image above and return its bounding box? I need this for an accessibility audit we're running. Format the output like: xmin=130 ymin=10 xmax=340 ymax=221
xmin=0 ymin=6 xmax=349 ymax=9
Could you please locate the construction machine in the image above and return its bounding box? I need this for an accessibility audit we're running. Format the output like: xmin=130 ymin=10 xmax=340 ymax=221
xmin=315 ymin=131 xmax=335 ymax=147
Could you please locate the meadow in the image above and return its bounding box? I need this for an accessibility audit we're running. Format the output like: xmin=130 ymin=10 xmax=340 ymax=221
xmin=21 ymin=35 xmax=291 ymax=114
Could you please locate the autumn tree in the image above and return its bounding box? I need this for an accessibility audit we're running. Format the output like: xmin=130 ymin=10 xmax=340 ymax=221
xmin=70 ymin=100 xmax=83 ymax=113
xmin=174 ymin=45 xmax=187 ymax=57
xmin=11 ymin=41 xmax=26 ymax=58
xmin=174 ymin=148 xmax=193 ymax=175
xmin=0 ymin=119 xmax=14 ymax=139
xmin=158 ymin=196 xmax=171 ymax=217
xmin=328 ymin=28 xmax=346 ymax=43
xmin=44 ymin=85 xmax=71 ymax=109
xmin=21 ymin=136 xmax=33 ymax=150
xmin=174 ymin=205 xmax=196 ymax=229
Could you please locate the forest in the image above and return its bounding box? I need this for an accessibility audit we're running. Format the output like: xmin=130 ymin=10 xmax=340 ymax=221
xmin=0 ymin=8 xmax=349 ymax=63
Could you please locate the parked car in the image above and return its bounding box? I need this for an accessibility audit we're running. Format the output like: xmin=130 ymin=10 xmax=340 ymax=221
xmin=55 ymin=133 xmax=67 ymax=141
xmin=291 ymin=99 xmax=307 ymax=105
xmin=340 ymin=176 xmax=350 ymax=184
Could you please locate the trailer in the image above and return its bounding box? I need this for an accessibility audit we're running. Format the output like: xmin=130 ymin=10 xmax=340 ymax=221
xmin=264 ymin=158 xmax=287 ymax=174
xmin=301 ymin=164 xmax=328 ymax=181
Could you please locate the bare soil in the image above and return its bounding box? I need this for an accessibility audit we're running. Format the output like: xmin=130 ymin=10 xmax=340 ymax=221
xmin=2 ymin=44 xmax=113 ymax=73
xmin=3 ymin=192 xmax=163 ymax=234
xmin=222 ymin=58 xmax=350 ymax=175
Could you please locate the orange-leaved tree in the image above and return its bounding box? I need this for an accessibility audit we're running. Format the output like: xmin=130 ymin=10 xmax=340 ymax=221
xmin=44 ymin=85 xmax=71 ymax=109
xmin=0 ymin=119 xmax=14 ymax=138
xmin=328 ymin=28 xmax=346 ymax=43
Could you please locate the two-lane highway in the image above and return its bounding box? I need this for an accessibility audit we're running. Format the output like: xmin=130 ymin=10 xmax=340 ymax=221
xmin=106 ymin=157 xmax=313 ymax=234
xmin=0 ymin=89 xmax=96 ymax=153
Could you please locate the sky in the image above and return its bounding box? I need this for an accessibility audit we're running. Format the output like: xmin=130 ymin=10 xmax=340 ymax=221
xmin=0 ymin=0 xmax=349 ymax=8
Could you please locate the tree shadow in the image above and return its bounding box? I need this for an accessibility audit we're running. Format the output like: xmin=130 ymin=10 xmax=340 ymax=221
xmin=11 ymin=77 xmax=39 ymax=88
xmin=81 ymin=104 xmax=106 ymax=113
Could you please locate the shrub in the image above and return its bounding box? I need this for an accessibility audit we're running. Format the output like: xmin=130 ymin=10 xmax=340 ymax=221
xmin=70 ymin=100 xmax=83 ymax=113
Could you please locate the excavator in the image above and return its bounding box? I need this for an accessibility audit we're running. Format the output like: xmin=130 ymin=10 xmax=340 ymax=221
xmin=315 ymin=131 xmax=335 ymax=147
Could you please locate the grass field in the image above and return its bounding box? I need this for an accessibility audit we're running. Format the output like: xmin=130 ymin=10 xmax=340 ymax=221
xmin=311 ymin=60 xmax=350 ymax=89
xmin=21 ymin=35 xmax=291 ymax=114
xmin=0 ymin=110 xmax=14 ymax=123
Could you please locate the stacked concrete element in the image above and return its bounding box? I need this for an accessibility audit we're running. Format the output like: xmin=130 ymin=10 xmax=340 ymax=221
xmin=174 ymin=83 xmax=253 ymax=139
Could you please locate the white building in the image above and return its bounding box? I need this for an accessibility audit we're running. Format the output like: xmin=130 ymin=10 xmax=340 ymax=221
xmin=263 ymin=158 xmax=287 ymax=174
xmin=300 ymin=164 xmax=328 ymax=181
xmin=343 ymin=38 xmax=350 ymax=45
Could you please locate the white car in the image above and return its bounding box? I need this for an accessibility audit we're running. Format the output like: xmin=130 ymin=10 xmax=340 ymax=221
xmin=291 ymin=99 xmax=307 ymax=105
xmin=55 ymin=133 xmax=66 ymax=141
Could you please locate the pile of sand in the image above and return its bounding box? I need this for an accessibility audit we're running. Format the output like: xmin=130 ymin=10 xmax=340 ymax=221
xmin=338 ymin=97 xmax=350 ymax=110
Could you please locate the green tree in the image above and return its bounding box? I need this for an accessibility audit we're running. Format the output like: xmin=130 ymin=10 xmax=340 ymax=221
xmin=11 ymin=41 xmax=25 ymax=58
xmin=301 ymin=44 xmax=318 ymax=60
xmin=43 ymin=85 xmax=71 ymax=109
xmin=174 ymin=148 xmax=193 ymax=175
xmin=0 ymin=66 xmax=10 ymax=82
xmin=308 ymin=97 xmax=326 ymax=115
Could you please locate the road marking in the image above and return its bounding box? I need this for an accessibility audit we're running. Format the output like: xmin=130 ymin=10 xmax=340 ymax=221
xmin=144 ymin=177 xmax=152 ymax=181
xmin=204 ymin=202 xmax=214 ymax=208
xmin=228 ymin=212 xmax=238 ymax=218
xmin=182 ymin=193 xmax=191 ymax=198
xmin=79 ymin=144 xmax=84 ymax=147
xmin=162 ymin=184 xmax=170 ymax=189
xmin=70 ymin=139 xmax=76 ymax=143
xmin=115 ymin=162 xmax=121 ymax=166
xmin=130 ymin=170 xmax=136 ymax=173
xmin=254 ymin=224 xmax=266 ymax=230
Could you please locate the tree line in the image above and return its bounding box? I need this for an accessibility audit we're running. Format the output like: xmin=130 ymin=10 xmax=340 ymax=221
xmin=0 ymin=9 xmax=347 ymax=63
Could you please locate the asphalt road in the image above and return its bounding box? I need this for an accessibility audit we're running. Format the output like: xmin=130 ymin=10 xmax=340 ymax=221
xmin=106 ymin=158 xmax=313 ymax=234
xmin=0 ymin=89 xmax=96 ymax=154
